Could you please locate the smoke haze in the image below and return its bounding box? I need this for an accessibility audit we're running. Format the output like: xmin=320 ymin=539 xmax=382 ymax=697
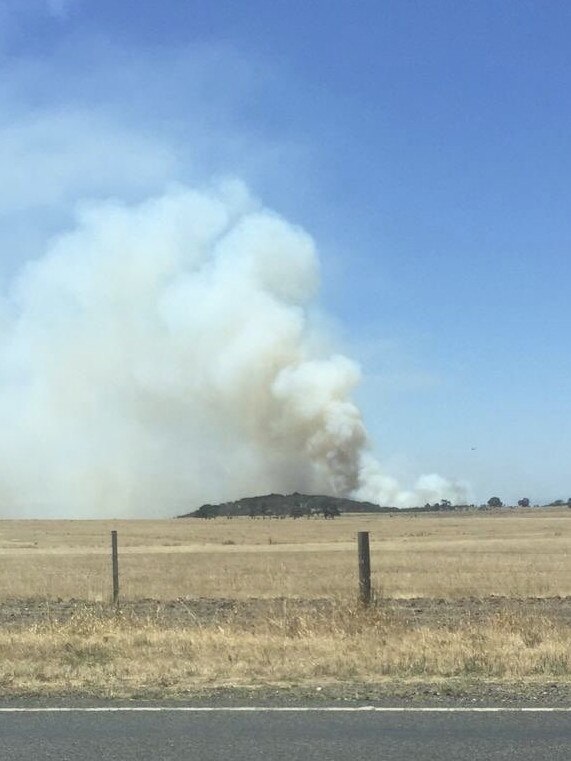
xmin=0 ymin=181 xmax=466 ymax=517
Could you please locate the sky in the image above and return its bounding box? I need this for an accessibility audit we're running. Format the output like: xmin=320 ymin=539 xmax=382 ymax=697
xmin=0 ymin=0 xmax=569 ymax=506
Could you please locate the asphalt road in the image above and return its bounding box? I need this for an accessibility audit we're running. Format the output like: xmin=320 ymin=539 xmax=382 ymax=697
xmin=0 ymin=707 xmax=569 ymax=760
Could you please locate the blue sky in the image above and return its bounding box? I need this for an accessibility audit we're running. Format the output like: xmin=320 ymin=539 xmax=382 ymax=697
xmin=1 ymin=0 xmax=570 ymax=504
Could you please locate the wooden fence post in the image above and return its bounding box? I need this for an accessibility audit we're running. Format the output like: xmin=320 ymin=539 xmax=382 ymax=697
xmin=111 ymin=530 xmax=119 ymax=604
xmin=357 ymin=531 xmax=371 ymax=605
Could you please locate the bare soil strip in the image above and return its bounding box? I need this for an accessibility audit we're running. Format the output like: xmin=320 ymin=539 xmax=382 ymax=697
xmin=1 ymin=596 xmax=570 ymax=628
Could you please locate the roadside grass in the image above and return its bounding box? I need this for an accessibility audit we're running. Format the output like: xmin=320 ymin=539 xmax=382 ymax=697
xmin=0 ymin=602 xmax=569 ymax=697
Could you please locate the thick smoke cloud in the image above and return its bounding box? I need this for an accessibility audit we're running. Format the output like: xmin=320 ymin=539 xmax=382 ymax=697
xmin=0 ymin=181 xmax=466 ymax=516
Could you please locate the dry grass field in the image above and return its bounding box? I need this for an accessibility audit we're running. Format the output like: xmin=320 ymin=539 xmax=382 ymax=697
xmin=0 ymin=509 xmax=569 ymax=600
xmin=0 ymin=509 xmax=569 ymax=697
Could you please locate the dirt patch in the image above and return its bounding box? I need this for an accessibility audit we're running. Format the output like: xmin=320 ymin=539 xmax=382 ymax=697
xmin=1 ymin=681 xmax=569 ymax=708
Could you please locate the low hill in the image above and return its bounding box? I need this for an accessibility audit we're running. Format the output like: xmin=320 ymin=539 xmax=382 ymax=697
xmin=178 ymin=492 xmax=388 ymax=519
xmin=178 ymin=492 xmax=471 ymax=518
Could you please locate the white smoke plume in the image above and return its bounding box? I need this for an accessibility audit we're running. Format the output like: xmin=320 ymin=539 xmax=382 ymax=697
xmin=0 ymin=181 xmax=466 ymax=516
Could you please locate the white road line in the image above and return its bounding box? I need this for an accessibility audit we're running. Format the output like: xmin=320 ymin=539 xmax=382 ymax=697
xmin=0 ymin=706 xmax=569 ymax=713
